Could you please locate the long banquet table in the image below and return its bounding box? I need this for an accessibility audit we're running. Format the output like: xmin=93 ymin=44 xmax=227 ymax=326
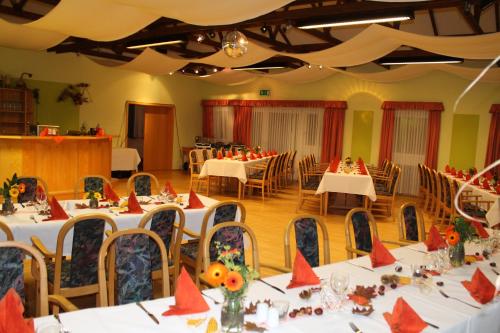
xmin=34 ymin=241 xmax=500 ymax=333
xmin=0 ymin=194 xmax=219 ymax=252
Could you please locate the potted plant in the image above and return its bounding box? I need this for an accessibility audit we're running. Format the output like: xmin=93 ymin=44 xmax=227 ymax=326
xmin=83 ymin=190 xmax=102 ymax=209
xmin=445 ymin=217 xmax=479 ymax=267
xmin=2 ymin=173 xmax=24 ymax=215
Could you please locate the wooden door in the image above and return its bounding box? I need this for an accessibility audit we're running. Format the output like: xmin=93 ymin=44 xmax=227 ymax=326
xmin=143 ymin=106 xmax=174 ymax=171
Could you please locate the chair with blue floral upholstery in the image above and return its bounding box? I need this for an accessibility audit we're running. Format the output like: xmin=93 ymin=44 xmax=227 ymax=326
xmin=127 ymin=172 xmax=160 ymax=197
xmin=451 ymin=179 xmax=493 ymax=221
xmin=17 ymin=176 xmax=49 ymax=204
xmin=98 ymin=228 xmax=170 ymax=306
xmin=138 ymin=205 xmax=185 ymax=293
xmin=297 ymin=159 xmax=324 ymax=215
xmin=369 ymin=166 xmax=401 ymax=218
xmin=0 ymin=220 xmax=14 ymax=241
xmin=31 ymin=213 xmax=117 ymax=313
xmin=397 ymin=202 xmax=425 ymax=244
xmin=344 ymin=208 xmax=380 ymax=259
xmin=180 ymin=200 xmax=246 ymax=287
xmin=284 ymin=215 xmax=330 ymax=269
xmin=189 ymin=150 xmax=209 ymax=196
xmin=74 ymin=175 xmax=112 ymax=199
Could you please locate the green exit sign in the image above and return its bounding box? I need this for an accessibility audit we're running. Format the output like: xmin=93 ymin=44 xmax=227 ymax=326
xmin=259 ymin=89 xmax=271 ymax=96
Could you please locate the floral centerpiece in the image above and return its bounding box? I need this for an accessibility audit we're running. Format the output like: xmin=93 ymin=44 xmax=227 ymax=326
xmin=205 ymin=243 xmax=259 ymax=333
xmin=2 ymin=173 xmax=25 ymax=214
xmin=83 ymin=190 xmax=102 ymax=209
xmin=445 ymin=217 xmax=479 ymax=267
xmin=345 ymin=156 xmax=353 ymax=166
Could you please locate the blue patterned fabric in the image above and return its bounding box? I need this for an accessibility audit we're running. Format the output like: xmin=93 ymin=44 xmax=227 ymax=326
xmin=444 ymin=179 xmax=452 ymax=208
xmin=17 ymin=177 xmax=37 ymax=203
xmin=463 ymin=203 xmax=487 ymax=218
xmin=84 ymin=177 xmax=104 ymax=195
xmin=402 ymin=206 xmax=419 ymax=241
xmin=134 ymin=176 xmax=151 ymax=196
xmin=179 ymin=241 xmax=198 ymax=260
xmin=190 ymin=152 xmax=201 ymax=174
xmin=294 ymin=218 xmax=319 ymax=267
xmin=210 ymin=204 xmax=244 ymax=265
xmin=0 ymin=248 xmax=25 ymax=300
xmin=115 ymin=234 xmax=153 ymax=305
xmin=149 ymin=210 xmax=176 ymax=271
xmin=351 ymin=211 xmax=372 ymax=253
xmin=389 ymin=168 xmax=400 ymax=194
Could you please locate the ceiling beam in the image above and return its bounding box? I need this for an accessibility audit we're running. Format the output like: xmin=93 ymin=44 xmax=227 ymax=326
xmin=240 ymin=29 xmax=290 ymax=50
xmin=0 ymin=3 xmax=42 ymax=20
xmin=495 ymin=0 xmax=500 ymax=32
xmin=79 ymin=50 xmax=133 ymax=62
xmin=458 ymin=4 xmax=484 ymax=34
xmin=428 ymin=9 xmax=439 ymax=35
xmin=299 ymin=28 xmax=342 ymax=45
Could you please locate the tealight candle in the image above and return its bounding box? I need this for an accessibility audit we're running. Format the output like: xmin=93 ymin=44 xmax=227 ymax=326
xmin=256 ymin=302 xmax=269 ymax=323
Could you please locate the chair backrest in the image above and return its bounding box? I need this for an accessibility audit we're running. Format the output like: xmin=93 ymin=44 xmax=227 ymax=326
xmin=0 ymin=241 xmax=48 ymax=316
xmin=138 ymin=205 xmax=185 ymax=284
xmin=0 ymin=220 xmax=14 ymax=241
xmin=388 ymin=166 xmax=402 ymax=195
xmin=74 ymin=175 xmax=112 ymax=199
xmin=424 ymin=166 xmax=432 ymax=194
xmin=345 ymin=208 xmax=379 ymax=258
xmin=17 ymin=176 xmax=49 ymax=203
xmin=127 ymin=172 xmax=160 ymax=196
xmin=288 ymin=151 xmax=297 ymax=169
xmin=52 ymin=214 xmax=117 ymax=294
xmin=441 ymin=173 xmax=452 ymax=209
xmin=98 ymin=229 xmax=170 ymax=306
xmin=189 ymin=150 xmax=203 ymax=174
xmin=202 ymin=222 xmax=260 ymax=273
xmin=297 ymin=160 xmax=308 ymax=189
xmin=417 ymin=164 xmax=424 ymax=188
xmin=284 ymin=215 xmax=330 ymax=268
xmin=264 ymin=156 xmax=277 ymax=180
xmin=398 ymin=202 xmax=425 ymax=242
xmin=431 ymin=169 xmax=440 ymax=201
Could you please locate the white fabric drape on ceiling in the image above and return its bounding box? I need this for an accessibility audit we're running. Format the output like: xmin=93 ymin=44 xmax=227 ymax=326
xmin=392 ymin=110 xmax=429 ymax=196
xmin=212 ymin=106 xmax=234 ymax=143
xmin=251 ymin=106 xmax=324 ymax=163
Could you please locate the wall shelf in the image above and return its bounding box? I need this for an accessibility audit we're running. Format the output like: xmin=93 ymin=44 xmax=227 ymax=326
xmin=0 ymin=88 xmax=34 ymax=135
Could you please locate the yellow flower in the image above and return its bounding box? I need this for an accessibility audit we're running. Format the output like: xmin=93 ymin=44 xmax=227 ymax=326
xmin=9 ymin=188 xmax=19 ymax=198
xmin=83 ymin=192 xmax=90 ymax=199
xmin=93 ymin=192 xmax=102 ymax=200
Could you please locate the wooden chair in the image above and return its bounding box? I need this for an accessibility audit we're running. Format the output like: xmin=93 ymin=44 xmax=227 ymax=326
xmin=435 ymin=173 xmax=454 ymax=226
xmin=138 ymin=205 xmax=185 ymax=293
xmin=286 ymin=150 xmax=297 ymax=183
xmin=0 ymin=220 xmax=14 ymax=240
xmin=344 ymin=208 xmax=380 ymax=259
xmin=284 ymin=215 xmax=330 ymax=268
xmin=188 ymin=149 xmax=209 ymax=196
xmin=74 ymin=175 xmax=112 ymax=199
xmin=297 ymin=159 xmax=324 ymax=215
xmin=417 ymin=164 xmax=426 ymax=206
xmin=0 ymin=241 xmax=77 ymax=317
xmin=17 ymin=176 xmax=49 ymax=203
xmin=422 ymin=166 xmax=434 ymax=213
xmin=397 ymin=202 xmax=426 ymax=244
xmin=372 ymin=163 xmax=395 ymax=192
xmin=180 ymin=201 xmax=246 ymax=287
xmin=369 ymin=166 xmax=401 ymax=218
xmin=31 ymin=213 xmax=117 ymax=313
xmin=243 ymin=156 xmax=276 ymax=200
xmin=98 ymin=228 xmax=170 ymax=306
xmin=451 ymin=179 xmax=493 ymax=220
xmin=127 ymin=172 xmax=160 ymax=196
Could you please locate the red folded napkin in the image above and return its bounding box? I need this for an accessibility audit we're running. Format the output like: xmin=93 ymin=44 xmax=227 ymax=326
xmin=272 ymin=150 xmax=277 ymax=156
xmin=370 ymin=236 xmax=396 ymax=268
xmin=0 ymin=289 xmax=34 ymax=333
xmin=465 ymin=174 xmax=471 ymax=181
xmin=482 ymin=179 xmax=491 ymax=190
xmin=121 ymin=191 xmax=143 ymax=214
xmin=287 ymin=250 xmax=320 ymax=289
xmin=457 ymin=170 xmax=463 ymax=178
xmin=445 ymin=165 xmax=450 ymax=173
xmin=163 ymin=181 xmax=177 ymax=196
xmin=103 ymin=183 xmax=120 ymax=202
xmin=425 ymin=225 xmax=447 ymax=251
xmin=484 ymin=172 xmax=493 ymax=181
xmin=162 ymin=267 xmax=209 ymax=316
xmin=241 ymin=154 xmax=248 ymax=161
xmin=473 ymin=177 xmax=480 ymax=186
xmin=461 ymin=268 xmax=496 ymax=304
xmin=450 ymin=167 xmax=456 ymax=176
xmin=217 ymin=151 xmax=223 ymax=160
xmin=250 ymin=153 xmax=256 ymax=160
xmin=226 ymin=151 xmax=233 ymax=158
xmin=35 ymin=185 xmax=46 ymax=200
xmin=256 ymin=153 xmax=262 ymax=159
xmin=496 ymin=184 xmax=500 ymax=194
xmin=470 ymin=221 xmax=489 ymax=239
xmin=383 ymin=297 xmax=427 ymax=333
xmin=96 ymin=128 xmax=105 ymax=137
xmin=329 ymin=160 xmax=339 ymax=173
xmin=43 ymin=197 xmax=69 ymax=221
xmin=186 ymin=190 xmax=204 ymax=209
xmin=39 ymin=128 xmax=48 ymax=137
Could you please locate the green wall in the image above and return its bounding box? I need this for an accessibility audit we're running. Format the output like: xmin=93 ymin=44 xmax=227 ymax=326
xmin=449 ymin=114 xmax=479 ymax=170
xmin=351 ymin=110 xmax=373 ymax=161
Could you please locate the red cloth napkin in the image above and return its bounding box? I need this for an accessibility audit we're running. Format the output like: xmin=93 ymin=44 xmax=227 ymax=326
xmin=450 ymin=167 xmax=456 ymax=176
xmin=425 ymin=225 xmax=447 ymax=251
xmin=43 ymin=197 xmax=69 ymax=221
xmin=470 ymin=221 xmax=489 ymax=239
xmin=162 ymin=267 xmax=209 ymax=316
xmin=217 ymin=151 xmax=223 ymax=160
xmin=256 ymin=153 xmax=262 ymax=158
xmin=465 ymin=174 xmax=471 ymax=181
xmin=226 ymin=151 xmax=233 ymax=158
xmin=272 ymin=150 xmax=277 ymax=155
xmin=241 ymin=154 xmax=248 ymax=161
xmin=39 ymin=128 xmax=48 ymax=137
xmin=461 ymin=268 xmax=496 ymax=304
xmin=186 ymin=190 xmax=204 ymax=209
xmin=482 ymin=179 xmax=491 ymax=190
xmin=121 ymin=192 xmax=143 ymax=214
xmin=103 ymin=183 xmax=120 ymax=202
xmin=473 ymin=177 xmax=480 ymax=186
xmin=35 ymin=185 xmax=46 ymax=200
xmin=445 ymin=165 xmax=450 ymax=173
xmin=370 ymin=236 xmax=396 ymax=268
xmin=163 ymin=181 xmax=177 ymax=196
xmin=496 ymin=184 xmax=500 ymax=194
xmin=484 ymin=172 xmax=493 ymax=181
xmin=250 ymin=153 xmax=256 ymax=160
xmin=96 ymin=128 xmax=105 ymax=137
xmin=329 ymin=159 xmax=339 ymax=173
xmin=0 ymin=289 xmax=34 ymax=333
xmin=457 ymin=170 xmax=463 ymax=178
xmin=286 ymin=250 xmax=320 ymax=289
xmin=383 ymin=297 xmax=427 ymax=333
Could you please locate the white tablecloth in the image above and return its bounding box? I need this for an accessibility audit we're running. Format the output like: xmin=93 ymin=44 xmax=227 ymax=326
xmin=199 ymin=158 xmax=268 ymax=184
xmin=0 ymin=194 xmax=219 ymax=252
xmin=112 ymin=148 xmax=141 ymax=171
xmin=316 ymin=163 xmax=377 ymax=201
xmin=35 ymin=242 xmax=500 ymax=332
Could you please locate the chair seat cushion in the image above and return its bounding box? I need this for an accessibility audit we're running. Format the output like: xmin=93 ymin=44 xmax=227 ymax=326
xmin=375 ymin=190 xmax=392 ymax=196
xmin=47 ymin=260 xmax=72 ymax=288
xmin=180 ymin=241 xmax=199 ymax=260
xmin=303 ymin=180 xmax=319 ymax=190
xmin=375 ymin=184 xmax=386 ymax=191
xmin=463 ymin=203 xmax=486 ymax=218
xmin=248 ymin=171 xmax=264 ymax=179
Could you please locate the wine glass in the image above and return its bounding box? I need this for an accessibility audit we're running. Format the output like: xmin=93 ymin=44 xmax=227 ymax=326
xmin=36 ymin=191 xmax=48 ymax=212
xmin=330 ymin=271 xmax=349 ymax=304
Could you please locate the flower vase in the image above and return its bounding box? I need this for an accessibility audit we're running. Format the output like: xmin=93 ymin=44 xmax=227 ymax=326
xmin=1 ymin=197 xmax=15 ymax=215
xmin=89 ymin=197 xmax=99 ymax=209
xmin=449 ymin=242 xmax=465 ymax=267
xmin=221 ymin=296 xmax=244 ymax=333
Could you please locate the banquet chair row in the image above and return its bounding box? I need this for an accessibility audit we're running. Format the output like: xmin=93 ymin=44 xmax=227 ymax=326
xmin=369 ymin=165 xmax=402 ymax=218
xmin=188 ymin=149 xmax=213 ymax=195
xmin=297 ymin=157 xmax=324 ymax=215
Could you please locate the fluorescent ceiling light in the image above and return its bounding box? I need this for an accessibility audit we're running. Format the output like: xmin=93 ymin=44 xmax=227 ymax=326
xmin=380 ymin=59 xmax=463 ymax=65
xmin=298 ymin=15 xmax=412 ymax=29
xmin=232 ymin=66 xmax=286 ymax=71
xmin=127 ymin=40 xmax=184 ymax=49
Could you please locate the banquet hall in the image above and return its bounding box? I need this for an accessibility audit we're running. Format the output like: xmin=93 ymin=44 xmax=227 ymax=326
xmin=0 ymin=1 xmax=499 ymax=332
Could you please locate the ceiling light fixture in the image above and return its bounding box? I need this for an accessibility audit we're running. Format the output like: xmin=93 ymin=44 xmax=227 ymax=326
xmin=126 ymin=40 xmax=184 ymax=49
xmin=298 ymin=14 xmax=412 ymax=29
xmin=222 ymin=30 xmax=249 ymax=58
xmin=232 ymin=66 xmax=286 ymax=71
xmin=260 ymin=26 xmax=269 ymax=33
xmin=194 ymin=33 xmax=205 ymax=43
xmin=380 ymin=59 xmax=463 ymax=65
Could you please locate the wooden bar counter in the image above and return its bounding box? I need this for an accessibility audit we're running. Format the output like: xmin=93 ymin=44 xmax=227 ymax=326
xmin=0 ymin=136 xmax=111 ymax=196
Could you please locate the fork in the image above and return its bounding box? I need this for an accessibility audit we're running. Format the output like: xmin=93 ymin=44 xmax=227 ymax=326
xmin=201 ymin=291 xmax=221 ymax=305
xmin=29 ymin=215 xmax=38 ymax=224
xmin=438 ymin=290 xmax=481 ymax=309
xmin=54 ymin=313 xmax=70 ymax=333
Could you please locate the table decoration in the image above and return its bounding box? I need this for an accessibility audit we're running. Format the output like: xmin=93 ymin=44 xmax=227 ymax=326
xmin=120 ymin=192 xmax=143 ymax=214
xmin=42 ymin=197 xmax=69 ymax=221
xmin=83 ymin=190 xmax=101 ymax=209
xmin=425 ymin=225 xmax=447 ymax=251
xmin=370 ymin=236 xmax=396 ymax=267
xmin=0 ymin=288 xmax=34 ymax=333
xmin=383 ymin=297 xmax=428 ymax=333
xmin=446 ymin=218 xmax=479 ymax=267
xmin=186 ymin=190 xmax=204 ymax=209
xmin=461 ymin=268 xmax=496 ymax=304
xmin=287 ymin=250 xmax=320 ymax=288
xmin=2 ymin=173 xmax=21 ymax=215
xmin=103 ymin=183 xmax=120 ymax=203
xmin=163 ymin=267 xmax=209 ymax=316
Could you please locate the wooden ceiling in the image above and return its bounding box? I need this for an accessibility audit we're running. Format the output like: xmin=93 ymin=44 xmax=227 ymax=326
xmin=1 ymin=0 xmax=499 ymax=74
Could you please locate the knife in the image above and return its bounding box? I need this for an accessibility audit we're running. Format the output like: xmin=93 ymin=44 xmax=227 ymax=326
xmin=349 ymin=322 xmax=362 ymax=333
xmin=257 ymin=278 xmax=286 ymax=294
xmin=136 ymin=302 xmax=160 ymax=324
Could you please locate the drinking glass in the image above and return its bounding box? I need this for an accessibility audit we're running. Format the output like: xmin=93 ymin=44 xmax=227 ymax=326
xmin=330 ymin=271 xmax=349 ymax=306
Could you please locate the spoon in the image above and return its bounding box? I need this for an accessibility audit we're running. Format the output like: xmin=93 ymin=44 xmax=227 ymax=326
xmin=30 ymin=215 xmax=38 ymax=224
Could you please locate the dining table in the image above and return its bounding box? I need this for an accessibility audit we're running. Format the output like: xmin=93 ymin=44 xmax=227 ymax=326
xmin=0 ymin=194 xmax=219 ymax=253
xmin=34 ymin=239 xmax=500 ymax=333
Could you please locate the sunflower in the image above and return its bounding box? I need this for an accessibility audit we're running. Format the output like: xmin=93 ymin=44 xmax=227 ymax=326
xmin=83 ymin=192 xmax=90 ymax=199
xmin=446 ymin=231 xmax=460 ymax=246
xmin=93 ymin=192 xmax=102 ymax=200
xmin=205 ymin=263 xmax=228 ymax=286
xmin=18 ymin=183 xmax=26 ymax=194
xmin=9 ymin=188 xmax=19 ymax=198
xmin=225 ymin=271 xmax=244 ymax=292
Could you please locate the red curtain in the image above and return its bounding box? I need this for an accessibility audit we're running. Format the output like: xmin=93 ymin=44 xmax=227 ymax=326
xmin=381 ymin=101 xmax=444 ymax=112
xmin=320 ymin=108 xmax=346 ymax=163
xmin=233 ymin=106 xmax=252 ymax=145
xmin=202 ymin=106 xmax=213 ymax=138
xmin=485 ymin=105 xmax=500 ymax=173
xmin=425 ymin=111 xmax=441 ymax=169
xmin=377 ymin=109 xmax=395 ymax=167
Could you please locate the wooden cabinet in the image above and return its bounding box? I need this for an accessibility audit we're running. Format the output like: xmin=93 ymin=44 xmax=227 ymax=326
xmin=0 ymin=88 xmax=34 ymax=135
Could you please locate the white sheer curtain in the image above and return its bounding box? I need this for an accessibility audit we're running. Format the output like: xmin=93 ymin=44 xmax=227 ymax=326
xmin=251 ymin=106 xmax=324 ymax=161
xmin=392 ymin=110 xmax=428 ymax=196
xmin=212 ymin=106 xmax=234 ymax=142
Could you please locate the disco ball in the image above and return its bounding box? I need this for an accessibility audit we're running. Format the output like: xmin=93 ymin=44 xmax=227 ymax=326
xmin=222 ymin=31 xmax=248 ymax=58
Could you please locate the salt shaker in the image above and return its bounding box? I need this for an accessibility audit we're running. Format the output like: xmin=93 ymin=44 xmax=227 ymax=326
xmin=267 ymin=307 xmax=280 ymax=328
xmin=256 ymin=302 xmax=269 ymax=323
